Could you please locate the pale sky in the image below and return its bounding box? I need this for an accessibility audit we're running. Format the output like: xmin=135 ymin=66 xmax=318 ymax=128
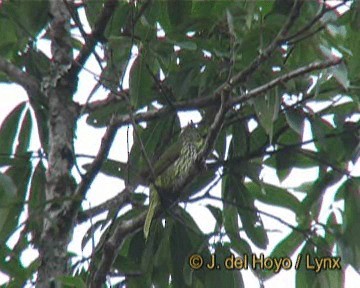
xmin=1 ymin=3 xmax=360 ymax=286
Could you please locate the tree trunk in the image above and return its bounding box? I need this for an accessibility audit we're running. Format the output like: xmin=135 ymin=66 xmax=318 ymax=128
xmin=36 ymin=1 xmax=78 ymax=286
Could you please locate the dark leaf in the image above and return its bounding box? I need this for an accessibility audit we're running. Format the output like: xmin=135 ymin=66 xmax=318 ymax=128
xmin=167 ymin=0 xmax=192 ymax=30
xmin=246 ymin=182 xmax=302 ymax=214
xmin=15 ymin=109 xmax=32 ymax=154
xmin=206 ymin=204 xmax=223 ymax=230
xmin=339 ymin=178 xmax=360 ymax=272
xmin=203 ymin=244 xmax=244 ymax=288
xmin=0 ymin=102 xmax=26 ymax=155
xmin=129 ymin=48 xmax=157 ymax=109
xmin=0 ymin=173 xmax=17 ymax=234
xmin=28 ymin=161 xmax=46 ymax=247
xmin=0 ymin=160 xmax=31 ymax=243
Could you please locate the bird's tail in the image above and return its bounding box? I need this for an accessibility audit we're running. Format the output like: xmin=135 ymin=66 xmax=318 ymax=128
xmin=144 ymin=187 xmax=160 ymax=240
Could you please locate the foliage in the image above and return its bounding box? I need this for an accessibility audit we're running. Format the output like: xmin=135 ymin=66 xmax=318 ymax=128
xmin=0 ymin=0 xmax=359 ymax=287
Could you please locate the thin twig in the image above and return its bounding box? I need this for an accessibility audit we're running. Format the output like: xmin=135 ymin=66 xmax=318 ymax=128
xmin=0 ymin=56 xmax=40 ymax=95
xmin=127 ymin=103 xmax=157 ymax=180
xmin=231 ymin=58 xmax=342 ymax=106
xmin=285 ymin=1 xmax=350 ymax=43
xmin=90 ymin=211 xmax=147 ymax=287
xmin=107 ymin=58 xmax=342 ymax=128
xmin=69 ymin=0 xmax=119 ymax=78
xmin=77 ymin=186 xmax=133 ymax=223
xmin=218 ymin=0 xmax=303 ymax=90
xmin=74 ymin=116 xmax=120 ymax=199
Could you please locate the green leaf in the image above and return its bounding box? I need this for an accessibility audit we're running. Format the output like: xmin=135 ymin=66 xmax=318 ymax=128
xmin=3 ymin=1 xmax=49 ymax=38
xmin=168 ymin=40 xmax=197 ymax=51
xmin=339 ymin=178 xmax=360 ymax=271
xmin=214 ymin=127 xmax=227 ymax=160
xmin=265 ymin=149 xmax=320 ymax=177
xmin=0 ymin=159 xmax=32 ymax=243
xmin=224 ymin=175 xmax=269 ymax=249
xmin=330 ymin=61 xmax=350 ymax=90
xmin=0 ymin=173 xmax=18 ymax=239
xmin=295 ymin=243 xmax=318 ymax=288
xmin=0 ymin=1 xmax=45 ymax=58
xmin=0 ymin=155 xmax=18 ymax=168
xmin=206 ymin=204 xmax=223 ymax=229
xmin=151 ymin=228 xmax=171 ymax=286
xmin=129 ymin=48 xmax=156 ymax=109
xmin=170 ymin=220 xmax=193 ymax=288
xmin=28 ymin=161 xmax=46 ymax=247
xmin=222 ymin=176 xmax=242 ymax=244
xmin=263 ymin=232 xmax=306 ymax=280
xmin=274 ymin=150 xmax=293 ymax=182
xmin=229 ymin=238 xmax=253 ymax=261
xmin=15 ymin=109 xmax=32 ymax=154
xmin=0 ymin=172 xmax=17 ymax=198
xmin=85 ymin=158 xmax=128 ymax=180
xmin=175 ymin=207 xmax=205 ymax=239
xmin=104 ymin=2 xmax=131 ymax=38
xmin=271 ymin=229 xmax=305 ymax=258
xmin=101 ymin=36 xmax=132 ymax=91
xmin=167 ymin=0 xmax=192 ymax=29
xmin=128 ymin=112 xmax=180 ymax=186
xmin=257 ymin=1 xmax=274 ymax=17
xmin=0 ymin=102 xmax=26 ymax=155
xmin=203 ymin=245 xmax=244 ymax=288
xmin=86 ymin=101 xmax=128 ymax=127
xmin=248 ymin=124 xmax=268 ymax=155
xmin=309 ymin=116 xmax=345 ymax=163
xmin=24 ymin=49 xmax=50 ymax=82
xmin=285 ymin=109 xmax=305 ymax=136
xmin=0 ymin=17 xmax=18 ymax=58
xmin=319 ymin=44 xmax=335 ymax=61
xmin=0 ymin=245 xmax=27 ymax=285
xmin=84 ymin=0 xmax=106 ymax=31
xmin=183 ymin=168 xmax=217 ymax=199
xmin=223 ymin=202 xmax=242 ymax=243
xmin=0 ymin=172 xmax=17 ymax=238
xmin=81 ymin=219 xmax=106 ymax=252
xmin=338 ymin=121 xmax=360 ymax=163
xmin=56 ymin=276 xmax=86 ymax=288
xmin=293 ymin=236 xmax=342 ymax=288
xmin=253 ymin=89 xmax=281 ymax=143
xmin=300 ymin=171 xmax=341 ymax=219
xmin=144 ymin=0 xmax=171 ymax=31
xmin=246 ymin=182 xmax=302 ymax=214
xmin=163 ymin=51 xmax=203 ymax=101
xmin=351 ymin=0 xmax=360 ymax=31
xmin=229 ymin=121 xmax=249 ymax=158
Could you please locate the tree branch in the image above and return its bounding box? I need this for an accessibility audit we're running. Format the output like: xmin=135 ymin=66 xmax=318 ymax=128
xmin=64 ymin=0 xmax=104 ymax=70
xmin=0 ymin=56 xmax=40 ymax=95
xmin=108 ymin=58 xmax=342 ymax=129
xmin=79 ymin=0 xmax=302 ymax=119
xmin=69 ymin=0 xmax=119 ymax=78
xmin=123 ymin=0 xmax=153 ymax=35
xmin=0 ymin=56 xmax=50 ymax=150
xmin=77 ymin=186 xmax=133 ymax=224
xmin=285 ymin=1 xmax=350 ymax=43
xmin=90 ymin=211 xmax=147 ymax=287
xmin=191 ymin=193 xmax=334 ymax=256
xmin=75 ymin=116 xmax=120 ymax=199
xmin=214 ymin=0 xmax=303 ymax=94
xmin=79 ymin=90 xmax=127 ymax=115
xmin=37 ymin=0 xmax=78 ymax=286
xmin=84 ymin=38 xmax=340 ymax=288
xmin=231 ymin=58 xmax=342 ymax=105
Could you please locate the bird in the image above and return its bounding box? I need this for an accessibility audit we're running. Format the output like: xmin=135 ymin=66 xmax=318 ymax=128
xmin=144 ymin=123 xmax=203 ymax=239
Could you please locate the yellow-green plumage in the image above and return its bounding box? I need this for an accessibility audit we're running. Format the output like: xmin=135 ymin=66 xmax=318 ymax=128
xmin=144 ymin=124 xmax=203 ymax=239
